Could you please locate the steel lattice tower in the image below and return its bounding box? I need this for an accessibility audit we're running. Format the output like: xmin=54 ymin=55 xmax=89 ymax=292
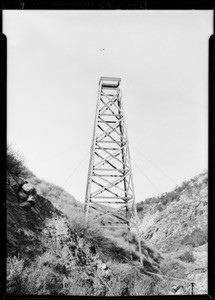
xmin=84 ymin=77 xmax=142 ymax=264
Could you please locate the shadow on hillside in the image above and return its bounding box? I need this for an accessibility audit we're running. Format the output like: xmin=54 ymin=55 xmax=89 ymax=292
xmin=7 ymin=185 xmax=63 ymax=261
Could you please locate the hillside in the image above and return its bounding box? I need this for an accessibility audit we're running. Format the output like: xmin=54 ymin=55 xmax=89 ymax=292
xmin=5 ymin=148 xmax=175 ymax=296
xmin=6 ymin=147 xmax=208 ymax=296
xmin=137 ymin=169 xmax=208 ymax=294
xmin=6 ymin=171 xmax=169 ymax=296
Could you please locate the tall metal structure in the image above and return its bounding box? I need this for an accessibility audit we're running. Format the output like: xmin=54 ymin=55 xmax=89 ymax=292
xmin=84 ymin=77 xmax=142 ymax=264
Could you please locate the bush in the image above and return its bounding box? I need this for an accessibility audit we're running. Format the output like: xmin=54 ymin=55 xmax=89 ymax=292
xmin=7 ymin=254 xmax=65 ymax=295
xmin=7 ymin=146 xmax=25 ymax=176
xmin=154 ymin=259 xmax=190 ymax=295
xmin=7 ymin=256 xmax=25 ymax=294
xmin=178 ymin=251 xmax=195 ymax=263
xmin=160 ymin=259 xmax=187 ymax=280
xmin=25 ymin=265 xmax=63 ymax=295
xmin=136 ymin=203 xmax=143 ymax=212
xmin=181 ymin=228 xmax=207 ymax=247
xmin=156 ymin=204 xmax=163 ymax=212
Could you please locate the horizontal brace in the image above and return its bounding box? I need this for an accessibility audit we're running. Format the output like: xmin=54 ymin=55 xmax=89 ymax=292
xmin=98 ymin=114 xmax=122 ymax=116
xmin=95 ymin=148 xmax=120 ymax=150
xmin=91 ymin=193 xmax=127 ymax=201
xmin=96 ymin=141 xmax=127 ymax=144
xmin=101 ymin=87 xmax=119 ymax=90
xmin=92 ymin=173 xmax=124 ymax=177
xmin=92 ymin=196 xmax=131 ymax=200
xmin=91 ymin=201 xmax=125 ymax=204
xmin=90 ymin=204 xmax=135 ymax=224
xmin=102 ymin=84 xmax=119 ymax=88
xmin=93 ymin=168 xmax=129 ymax=172
xmin=96 ymin=137 xmax=123 ymax=148
xmin=100 ymin=76 xmax=121 ymax=82
xmin=95 ymin=150 xmax=121 ymax=158
xmin=98 ymin=121 xmax=117 ymax=124
xmin=89 ymin=201 xmax=135 ymax=216
xmin=91 ymin=205 xmax=133 ymax=224
xmin=95 ymin=148 xmax=122 ymax=157
xmin=101 ymin=93 xmax=117 ymax=97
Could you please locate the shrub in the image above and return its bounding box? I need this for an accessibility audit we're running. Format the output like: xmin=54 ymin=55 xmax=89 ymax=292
xmin=160 ymin=259 xmax=187 ymax=280
xmin=160 ymin=197 xmax=168 ymax=206
xmin=136 ymin=201 xmax=145 ymax=212
xmin=7 ymin=254 xmax=65 ymax=295
xmin=59 ymin=270 xmax=92 ymax=296
xmin=156 ymin=204 xmax=163 ymax=212
xmin=181 ymin=228 xmax=207 ymax=247
xmin=7 ymin=256 xmax=25 ymax=294
xmin=7 ymin=146 xmax=25 ymax=176
xmin=25 ymin=265 xmax=63 ymax=295
xmin=106 ymin=261 xmax=162 ymax=296
xmin=67 ymin=211 xmax=88 ymax=236
xmin=135 ymin=275 xmax=160 ymax=296
xmin=154 ymin=258 xmax=190 ymax=295
xmin=178 ymin=251 xmax=195 ymax=263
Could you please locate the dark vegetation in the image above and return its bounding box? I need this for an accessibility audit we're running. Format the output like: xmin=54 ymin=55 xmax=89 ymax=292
xmin=178 ymin=250 xmax=196 ymax=263
xmin=6 ymin=214 xmax=189 ymax=296
xmin=136 ymin=186 xmax=186 ymax=215
xmin=181 ymin=229 xmax=207 ymax=248
xmin=136 ymin=173 xmax=208 ymax=218
xmin=7 ymin=145 xmax=32 ymax=176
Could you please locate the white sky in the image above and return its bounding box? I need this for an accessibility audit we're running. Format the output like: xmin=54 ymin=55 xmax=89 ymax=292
xmin=3 ymin=10 xmax=213 ymax=203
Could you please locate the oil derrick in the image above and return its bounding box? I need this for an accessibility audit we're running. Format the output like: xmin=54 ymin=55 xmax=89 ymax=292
xmin=84 ymin=77 xmax=143 ymax=264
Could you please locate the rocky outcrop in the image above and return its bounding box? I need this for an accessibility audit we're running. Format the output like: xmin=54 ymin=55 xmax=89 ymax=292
xmin=6 ymin=172 xmax=63 ymax=259
xmin=139 ymin=170 xmax=208 ymax=253
xmin=137 ymin=170 xmax=208 ymax=295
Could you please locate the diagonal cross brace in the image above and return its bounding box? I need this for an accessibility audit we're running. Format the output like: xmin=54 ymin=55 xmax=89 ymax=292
xmin=91 ymin=172 xmax=132 ymax=198
xmin=95 ymin=144 xmax=129 ymax=170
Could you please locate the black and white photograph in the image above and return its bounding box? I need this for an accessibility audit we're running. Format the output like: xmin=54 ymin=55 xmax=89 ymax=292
xmin=3 ymin=8 xmax=213 ymax=296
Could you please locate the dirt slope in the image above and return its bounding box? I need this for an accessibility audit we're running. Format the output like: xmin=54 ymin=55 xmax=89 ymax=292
xmin=7 ymin=179 xmax=63 ymax=260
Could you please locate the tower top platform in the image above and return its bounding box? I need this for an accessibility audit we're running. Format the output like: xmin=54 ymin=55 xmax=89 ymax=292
xmin=99 ymin=77 xmax=121 ymax=88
